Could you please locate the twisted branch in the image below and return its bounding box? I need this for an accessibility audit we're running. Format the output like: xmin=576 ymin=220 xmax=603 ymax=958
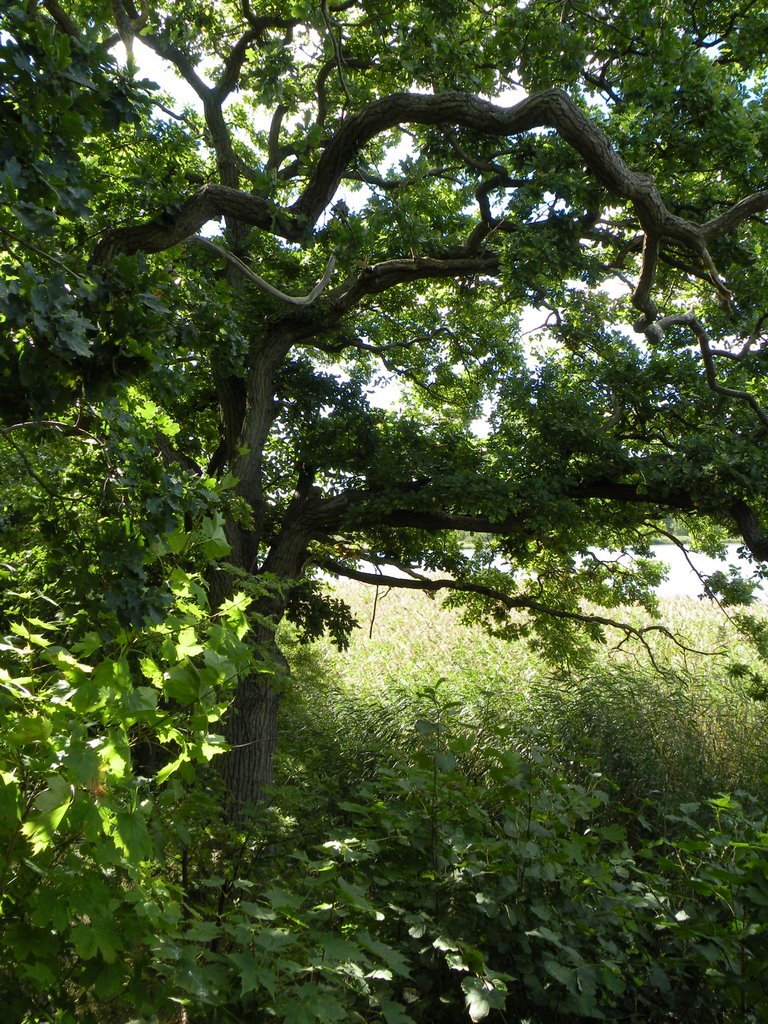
xmin=641 ymin=311 xmax=768 ymax=428
xmin=94 ymin=87 xmax=763 ymax=314
xmin=320 ymin=558 xmax=713 ymax=663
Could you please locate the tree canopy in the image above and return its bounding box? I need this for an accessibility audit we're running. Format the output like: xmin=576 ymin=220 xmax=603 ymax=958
xmin=4 ymin=0 xmax=768 ymax=812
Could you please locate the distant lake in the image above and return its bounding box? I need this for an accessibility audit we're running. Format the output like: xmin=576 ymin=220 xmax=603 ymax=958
xmin=648 ymin=543 xmax=765 ymax=601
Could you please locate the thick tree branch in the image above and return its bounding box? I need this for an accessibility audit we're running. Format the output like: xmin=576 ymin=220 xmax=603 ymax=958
xmin=94 ymin=87 xmax=752 ymax=312
xmin=215 ymin=27 xmax=261 ymax=102
xmin=140 ymin=32 xmax=211 ymax=98
xmin=265 ymin=103 xmax=289 ymax=173
xmin=329 ymin=253 xmax=500 ymax=311
xmin=633 ymin=232 xmax=660 ymax=321
xmin=41 ymin=0 xmax=79 ymax=37
xmin=139 ymin=33 xmax=243 ymax=208
xmin=732 ymin=500 xmax=768 ymax=562
xmin=316 ymin=58 xmax=375 ymax=127
xmin=295 ymin=469 xmax=700 ymax=550
xmin=91 ymin=185 xmax=290 ymax=263
xmin=702 ymin=190 xmax=768 ymax=240
xmin=320 ymin=558 xmax=707 ymax=662
xmin=288 ymin=452 xmax=768 ymax=570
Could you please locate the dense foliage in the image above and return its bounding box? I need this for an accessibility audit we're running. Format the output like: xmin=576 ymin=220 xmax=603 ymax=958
xmin=5 ymin=0 xmax=768 ymax=800
xmin=4 ymin=0 xmax=768 ymax=1019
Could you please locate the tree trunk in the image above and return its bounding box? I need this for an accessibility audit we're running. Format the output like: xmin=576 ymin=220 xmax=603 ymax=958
xmin=214 ymin=392 xmax=322 ymax=817
xmin=222 ymin=631 xmax=288 ymax=819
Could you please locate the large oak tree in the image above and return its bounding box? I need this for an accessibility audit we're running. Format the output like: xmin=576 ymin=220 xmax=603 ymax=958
xmin=4 ymin=0 xmax=768 ymax=813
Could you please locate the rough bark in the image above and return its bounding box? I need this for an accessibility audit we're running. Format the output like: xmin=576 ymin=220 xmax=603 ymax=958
xmin=92 ymin=87 xmax=768 ymax=317
xmin=222 ymin=631 xmax=286 ymax=819
xmin=218 ymin=474 xmax=325 ymax=815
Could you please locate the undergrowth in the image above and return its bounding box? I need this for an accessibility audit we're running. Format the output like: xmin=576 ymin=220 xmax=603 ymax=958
xmin=5 ymin=585 xmax=768 ymax=1023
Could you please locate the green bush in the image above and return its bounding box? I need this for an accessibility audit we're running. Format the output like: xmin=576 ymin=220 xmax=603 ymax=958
xmin=166 ymin=702 xmax=768 ymax=1023
xmin=0 ymin=568 xmax=254 ymax=1023
xmin=5 ymin=577 xmax=768 ymax=1023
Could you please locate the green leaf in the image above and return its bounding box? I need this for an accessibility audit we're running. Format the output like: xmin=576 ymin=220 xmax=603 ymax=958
xmin=380 ymin=1000 xmax=417 ymax=1024
xmin=175 ymin=626 xmax=204 ymax=660
xmin=156 ymin=754 xmax=187 ymax=785
xmin=120 ymin=685 xmax=159 ymax=715
xmin=200 ymin=513 xmax=231 ymax=558
xmin=0 ymin=772 xmax=22 ymax=831
xmin=229 ymin=951 xmax=276 ymax=997
xmin=21 ymin=776 xmax=73 ymax=853
xmin=543 ymin=957 xmax=575 ymax=987
xmin=70 ymin=920 xmax=121 ymax=963
xmin=462 ymin=977 xmax=506 ymax=1022
xmin=112 ymin=810 xmax=153 ymax=862
xmin=164 ymin=664 xmax=202 ymax=703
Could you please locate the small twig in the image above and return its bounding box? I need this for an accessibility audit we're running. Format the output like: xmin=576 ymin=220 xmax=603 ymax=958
xmin=710 ymin=312 xmax=768 ymax=361
xmin=187 ymin=236 xmax=336 ymax=306
xmin=0 ymin=225 xmax=89 ymax=282
xmin=654 ymin=527 xmax=739 ymax=624
xmin=0 ymin=432 xmax=60 ymax=498
xmin=2 ymin=419 xmax=112 ymax=469
xmin=320 ymin=0 xmax=352 ymax=108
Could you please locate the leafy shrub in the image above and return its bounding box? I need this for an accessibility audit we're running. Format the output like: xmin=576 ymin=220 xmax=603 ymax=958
xmin=0 ymin=566 xmax=254 ymax=1023
xmin=169 ymin=696 xmax=768 ymax=1023
xmin=5 ymin=655 xmax=768 ymax=1024
xmin=5 ymin=570 xmax=768 ymax=1024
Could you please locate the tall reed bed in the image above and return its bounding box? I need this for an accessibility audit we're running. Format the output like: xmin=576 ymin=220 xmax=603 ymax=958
xmin=279 ymin=585 xmax=768 ymax=814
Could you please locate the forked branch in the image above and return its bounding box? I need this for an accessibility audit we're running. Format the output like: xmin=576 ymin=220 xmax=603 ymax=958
xmin=642 ymin=311 xmax=768 ymax=428
xmin=94 ymin=87 xmax=768 ymax=315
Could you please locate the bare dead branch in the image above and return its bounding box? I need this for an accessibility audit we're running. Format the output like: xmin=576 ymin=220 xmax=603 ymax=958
xmin=187 ymin=236 xmax=336 ymax=305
